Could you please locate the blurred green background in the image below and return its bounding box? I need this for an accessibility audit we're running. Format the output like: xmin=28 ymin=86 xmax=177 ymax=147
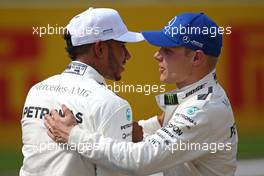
xmin=0 ymin=0 xmax=263 ymax=175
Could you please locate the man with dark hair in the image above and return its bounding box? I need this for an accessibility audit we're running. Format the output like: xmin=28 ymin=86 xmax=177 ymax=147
xmin=20 ymin=7 xmax=144 ymax=176
xmin=45 ymin=13 xmax=238 ymax=176
xmin=63 ymin=31 xmax=93 ymax=61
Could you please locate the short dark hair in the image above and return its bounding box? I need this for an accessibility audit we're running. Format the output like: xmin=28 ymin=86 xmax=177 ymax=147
xmin=63 ymin=30 xmax=93 ymax=61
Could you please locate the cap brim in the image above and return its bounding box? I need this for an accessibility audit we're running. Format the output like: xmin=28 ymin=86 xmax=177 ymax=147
xmin=114 ymin=31 xmax=145 ymax=43
xmin=142 ymin=30 xmax=179 ymax=47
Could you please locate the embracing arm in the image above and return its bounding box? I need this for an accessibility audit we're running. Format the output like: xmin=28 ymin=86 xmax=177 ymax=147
xmin=45 ymin=105 xmax=213 ymax=175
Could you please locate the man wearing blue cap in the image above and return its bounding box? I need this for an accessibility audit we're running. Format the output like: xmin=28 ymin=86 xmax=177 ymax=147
xmin=45 ymin=13 xmax=238 ymax=176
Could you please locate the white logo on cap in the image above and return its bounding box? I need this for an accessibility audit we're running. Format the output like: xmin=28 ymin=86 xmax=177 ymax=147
xmin=191 ymin=40 xmax=203 ymax=48
xmin=183 ymin=36 xmax=190 ymax=43
xmin=183 ymin=36 xmax=203 ymax=48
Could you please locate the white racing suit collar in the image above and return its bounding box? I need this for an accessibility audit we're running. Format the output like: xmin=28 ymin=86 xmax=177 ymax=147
xmin=63 ymin=61 xmax=107 ymax=86
xmin=156 ymin=69 xmax=217 ymax=111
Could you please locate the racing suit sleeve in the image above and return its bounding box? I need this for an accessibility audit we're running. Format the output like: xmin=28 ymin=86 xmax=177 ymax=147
xmin=138 ymin=116 xmax=161 ymax=138
xmin=96 ymin=102 xmax=133 ymax=141
xmin=68 ymin=103 xmax=219 ymax=175
xmin=83 ymin=98 xmax=133 ymax=176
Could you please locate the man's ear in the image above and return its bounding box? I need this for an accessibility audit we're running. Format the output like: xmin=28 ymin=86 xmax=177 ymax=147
xmin=192 ymin=50 xmax=205 ymax=67
xmin=94 ymin=41 xmax=108 ymax=58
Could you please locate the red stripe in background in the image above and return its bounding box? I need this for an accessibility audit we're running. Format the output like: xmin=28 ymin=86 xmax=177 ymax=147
xmin=256 ymin=68 xmax=264 ymax=109
xmin=0 ymin=78 xmax=9 ymax=121
xmin=0 ymin=28 xmax=42 ymax=122
xmin=228 ymin=27 xmax=244 ymax=108
xmin=0 ymin=28 xmax=41 ymax=62
xmin=228 ymin=25 xmax=264 ymax=110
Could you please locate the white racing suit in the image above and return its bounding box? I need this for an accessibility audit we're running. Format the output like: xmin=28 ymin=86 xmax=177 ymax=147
xmin=20 ymin=61 xmax=133 ymax=176
xmin=68 ymin=69 xmax=238 ymax=176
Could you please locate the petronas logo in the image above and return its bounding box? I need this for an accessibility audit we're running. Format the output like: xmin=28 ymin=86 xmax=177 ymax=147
xmin=165 ymin=94 xmax=178 ymax=105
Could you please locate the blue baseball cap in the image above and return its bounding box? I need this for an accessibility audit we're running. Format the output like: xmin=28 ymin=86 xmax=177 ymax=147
xmin=142 ymin=13 xmax=222 ymax=57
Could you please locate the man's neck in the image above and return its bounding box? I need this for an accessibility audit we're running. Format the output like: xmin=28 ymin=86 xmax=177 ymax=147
xmin=176 ymin=68 xmax=214 ymax=89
